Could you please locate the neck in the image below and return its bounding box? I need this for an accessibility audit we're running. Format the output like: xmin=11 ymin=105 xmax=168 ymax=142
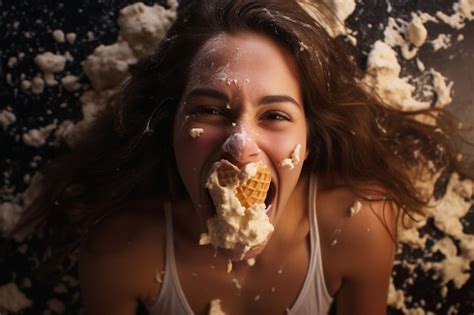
xmin=171 ymin=198 xmax=208 ymax=241
xmin=255 ymin=173 xmax=311 ymax=267
xmin=275 ymin=173 xmax=310 ymax=239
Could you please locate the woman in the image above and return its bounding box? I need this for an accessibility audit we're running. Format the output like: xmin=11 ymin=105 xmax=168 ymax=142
xmin=12 ymin=0 xmax=467 ymax=314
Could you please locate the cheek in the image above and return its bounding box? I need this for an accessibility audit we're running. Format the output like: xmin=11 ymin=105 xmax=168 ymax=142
xmin=261 ymin=129 xmax=307 ymax=165
xmin=173 ymin=125 xmax=225 ymax=181
xmin=260 ymin=129 xmax=307 ymax=200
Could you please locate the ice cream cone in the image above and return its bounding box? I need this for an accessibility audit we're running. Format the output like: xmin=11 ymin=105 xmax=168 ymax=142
xmin=216 ymin=161 xmax=240 ymax=187
xmin=235 ymin=165 xmax=271 ymax=208
xmin=213 ymin=160 xmax=271 ymax=208
xmin=203 ymin=160 xmax=275 ymax=256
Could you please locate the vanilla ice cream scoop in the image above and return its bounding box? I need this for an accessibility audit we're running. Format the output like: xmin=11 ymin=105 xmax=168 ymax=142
xmin=200 ymin=159 xmax=274 ymax=260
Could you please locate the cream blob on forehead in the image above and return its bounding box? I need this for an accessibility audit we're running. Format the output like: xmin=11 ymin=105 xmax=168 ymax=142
xmin=187 ymin=33 xmax=249 ymax=87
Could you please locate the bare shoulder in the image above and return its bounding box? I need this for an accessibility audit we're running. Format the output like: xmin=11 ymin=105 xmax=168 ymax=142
xmin=317 ymin=180 xmax=397 ymax=314
xmin=79 ymin=199 xmax=165 ymax=314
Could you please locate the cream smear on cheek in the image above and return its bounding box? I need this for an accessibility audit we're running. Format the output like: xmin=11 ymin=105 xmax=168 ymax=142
xmin=278 ymin=144 xmax=302 ymax=170
xmin=189 ymin=127 xmax=204 ymax=138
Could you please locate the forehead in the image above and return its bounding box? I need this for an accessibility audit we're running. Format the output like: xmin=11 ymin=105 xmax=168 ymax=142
xmin=186 ymin=32 xmax=301 ymax=93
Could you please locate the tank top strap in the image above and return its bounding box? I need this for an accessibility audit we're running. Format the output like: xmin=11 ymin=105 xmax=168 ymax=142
xmin=160 ymin=201 xmax=194 ymax=314
xmin=309 ymin=175 xmax=333 ymax=303
xmin=287 ymin=175 xmax=333 ymax=315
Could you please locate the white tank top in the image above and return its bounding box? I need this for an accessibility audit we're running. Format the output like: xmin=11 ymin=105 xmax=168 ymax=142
xmin=146 ymin=175 xmax=333 ymax=314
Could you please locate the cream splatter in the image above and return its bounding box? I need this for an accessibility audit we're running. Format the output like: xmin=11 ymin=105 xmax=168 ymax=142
xmin=349 ymin=200 xmax=362 ymax=217
xmin=189 ymin=128 xmax=204 ymax=138
xmin=208 ymin=299 xmax=226 ymax=315
xmin=278 ymin=144 xmax=302 ymax=170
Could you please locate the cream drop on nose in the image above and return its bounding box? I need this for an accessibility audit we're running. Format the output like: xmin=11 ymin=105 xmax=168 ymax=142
xmin=221 ymin=130 xmax=250 ymax=161
xmin=221 ymin=126 xmax=261 ymax=161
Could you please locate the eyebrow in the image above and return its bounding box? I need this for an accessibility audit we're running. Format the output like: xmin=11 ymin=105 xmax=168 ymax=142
xmin=258 ymin=95 xmax=301 ymax=107
xmin=186 ymin=88 xmax=229 ymax=102
xmin=185 ymin=88 xmax=300 ymax=107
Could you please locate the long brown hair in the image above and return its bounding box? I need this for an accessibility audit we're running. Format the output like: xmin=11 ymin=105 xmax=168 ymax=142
xmin=10 ymin=0 xmax=470 ymax=272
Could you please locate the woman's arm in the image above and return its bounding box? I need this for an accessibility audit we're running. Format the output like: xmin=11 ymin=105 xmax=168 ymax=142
xmin=78 ymin=205 xmax=164 ymax=315
xmin=79 ymin=243 xmax=139 ymax=315
xmin=334 ymin=199 xmax=397 ymax=315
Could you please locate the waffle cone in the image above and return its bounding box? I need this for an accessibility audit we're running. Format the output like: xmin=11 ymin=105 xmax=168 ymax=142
xmin=235 ymin=165 xmax=271 ymax=208
xmin=216 ymin=161 xmax=240 ymax=187
xmin=214 ymin=161 xmax=271 ymax=208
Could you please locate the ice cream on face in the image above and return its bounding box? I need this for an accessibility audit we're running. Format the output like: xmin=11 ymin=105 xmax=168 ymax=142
xmin=189 ymin=127 xmax=204 ymax=138
xmin=278 ymin=144 xmax=302 ymax=170
xmin=221 ymin=128 xmax=250 ymax=161
xmin=200 ymin=159 xmax=274 ymax=260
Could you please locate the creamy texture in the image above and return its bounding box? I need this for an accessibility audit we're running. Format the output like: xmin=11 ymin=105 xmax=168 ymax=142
xmin=0 ymin=109 xmax=16 ymax=130
xmin=0 ymin=202 xmax=23 ymax=235
xmin=436 ymin=0 xmax=474 ymax=29
xmin=31 ymin=76 xmax=45 ymax=95
xmin=246 ymin=258 xmax=256 ymax=266
xmin=22 ymin=124 xmax=57 ymax=148
xmin=431 ymin=33 xmax=452 ymax=51
xmin=208 ymin=299 xmax=226 ymax=315
xmin=394 ymin=173 xmax=473 ymax=311
xmin=189 ymin=128 xmax=204 ymax=138
xmin=34 ymin=52 xmax=67 ymax=73
xmin=61 ymin=75 xmax=81 ymax=92
xmin=200 ymin=160 xmax=274 ymax=259
xmin=406 ymin=15 xmax=428 ymax=47
xmin=0 ymin=283 xmax=32 ymax=312
xmin=363 ymin=40 xmax=451 ymax=111
xmin=52 ymin=29 xmax=65 ymax=43
xmin=429 ymin=69 xmax=453 ymax=108
xmin=118 ymin=2 xmax=178 ymax=59
xmin=278 ymin=144 xmax=302 ymax=170
xmin=66 ymin=32 xmax=77 ymax=44
xmin=1 ymin=1 xmax=474 ymax=313
xmin=298 ymin=0 xmax=356 ymax=38
xmin=221 ymin=131 xmax=251 ymax=161
xmin=349 ymin=200 xmax=362 ymax=217
xmin=83 ymin=41 xmax=137 ymax=91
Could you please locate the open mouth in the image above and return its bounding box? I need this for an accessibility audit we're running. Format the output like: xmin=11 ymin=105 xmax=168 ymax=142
xmin=203 ymin=159 xmax=277 ymax=219
xmin=264 ymin=180 xmax=276 ymax=215
xmin=205 ymin=179 xmax=276 ymax=215
xmin=200 ymin=161 xmax=277 ymax=260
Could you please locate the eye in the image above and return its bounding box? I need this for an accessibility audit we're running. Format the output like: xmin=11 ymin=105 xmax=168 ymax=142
xmin=189 ymin=105 xmax=225 ymax=116
xmin=261 ymin=111 xmax=291 ymax=121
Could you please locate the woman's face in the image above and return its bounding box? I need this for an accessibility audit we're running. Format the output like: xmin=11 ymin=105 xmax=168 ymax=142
xmin=173 ymin=32 xmax=308 ymax=249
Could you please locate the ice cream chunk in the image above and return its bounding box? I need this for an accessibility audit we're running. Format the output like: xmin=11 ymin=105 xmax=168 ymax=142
xmin=208 ymin=299 xmax=226 ymax=315
xmin=200 ymin=160 xmax=274 ymax=259
xmin=278 ymin=144 xmax=302 ymax=170
xmin=189 ymin=128 xmax=204 ymax=138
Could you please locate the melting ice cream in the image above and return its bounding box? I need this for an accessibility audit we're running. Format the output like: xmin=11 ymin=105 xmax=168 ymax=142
xmin=199 ymin=160 xmax=274 ymax=259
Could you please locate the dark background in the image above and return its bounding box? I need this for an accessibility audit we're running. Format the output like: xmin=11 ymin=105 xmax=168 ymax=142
xmin=1 ymin=0 xmax=473 ymax=314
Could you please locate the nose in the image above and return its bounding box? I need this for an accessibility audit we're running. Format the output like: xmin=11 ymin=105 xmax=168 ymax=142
xmin=221 ymin=127 xmax=261 ymax=165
